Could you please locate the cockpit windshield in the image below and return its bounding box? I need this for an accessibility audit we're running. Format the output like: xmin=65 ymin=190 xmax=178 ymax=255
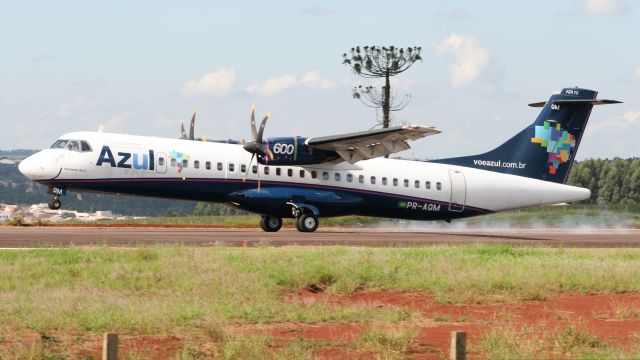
xmin=50 ymin=139 xmax=69 ymax=149
xmin=50 ymin=139 xmax=93 ymax=152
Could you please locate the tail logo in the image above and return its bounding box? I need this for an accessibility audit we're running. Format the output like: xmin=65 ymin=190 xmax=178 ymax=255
xmin=531 ymin=120 xmax=576 ymax=174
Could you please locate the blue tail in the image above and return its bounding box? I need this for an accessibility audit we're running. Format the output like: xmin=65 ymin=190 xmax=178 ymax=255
xmin=433 ymin=87 xmax=620 ymax=183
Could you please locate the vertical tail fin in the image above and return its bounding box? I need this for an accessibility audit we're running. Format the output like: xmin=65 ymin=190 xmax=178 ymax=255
xmin=434 ymin=87 xmax=621 ymax=183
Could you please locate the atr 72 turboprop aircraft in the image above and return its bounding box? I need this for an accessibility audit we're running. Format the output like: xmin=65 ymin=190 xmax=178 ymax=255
xmin=19 ymin=87 xmax=620 ymax=232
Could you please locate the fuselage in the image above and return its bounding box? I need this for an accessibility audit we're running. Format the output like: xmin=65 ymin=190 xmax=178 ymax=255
xmin=19 ymin=131 xmax=591 ymax=221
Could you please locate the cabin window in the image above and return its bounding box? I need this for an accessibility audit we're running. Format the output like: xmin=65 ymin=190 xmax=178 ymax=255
xmin=335 ymin=173 xmax=341 ymax=181
xmin=370 ymin=176 xmax=376 ymax=185
xmin=359 ymin=175 xmax=364 ymax=184
xmin=182 ymin=160 xmax=188 ymax=168
xmin=252 ymin=165 xmax=258 ymax=174
xmin=311 ymin=170 xmax=317 ymax=179
xmin=228 ymin=163 xmax=234 ymax=172
xmin=194 ymin=160 xmax=200 ymax=169
xmin=322 ymin=171 xmax=329 ymax=180
xmin=288 ymin=168 xmax=293 ymax=177
xmin=347 ymin=174 xmax=353 ymax=182
xmin=382 ymin=177 xmax=388 ymax=186
xmin=240 ymin=164 xmax=247 ymax=173
xmin=299 ymin=170 xmax=305 ymax=178
xmin=217 ymin=162 xmax=223 ymax=171
xmin=404 ymin=179 xmax=409 ymax=187
xmin=276 ymin=167 xmax=281 ymax=176
xmin=158 ymin=157 xmax=165 ymax=166
xmin=436 ymin=182 xmax=442 ymax=190
xmin=393 ymin=178 xmax=398 ymax=186
xmin=425 ymin=181 xmax=431 ymax=190
xmin=171 ymin=159 xmax=177 ymax=167
xmin=415 ymin=180 xmax=420 ymax=188
xmin=264 ymin=166 xmax=270 ymax=175
xmin=205 ymin=161 xmax=211 ymax=170
xmin=80 ymin=141 xmax=92 ymax=152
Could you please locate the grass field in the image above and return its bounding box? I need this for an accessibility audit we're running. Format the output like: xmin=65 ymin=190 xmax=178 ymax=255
xmin=1 ymin=245 xmax=640 ymax=358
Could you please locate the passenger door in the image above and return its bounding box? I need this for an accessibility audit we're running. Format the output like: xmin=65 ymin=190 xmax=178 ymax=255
xmin=448 ymin=170 xmax=466 ymax=212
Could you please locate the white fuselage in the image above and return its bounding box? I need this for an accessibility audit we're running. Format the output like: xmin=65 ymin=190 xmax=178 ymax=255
xmin=19 ymin=131 xmax=591 ymax=220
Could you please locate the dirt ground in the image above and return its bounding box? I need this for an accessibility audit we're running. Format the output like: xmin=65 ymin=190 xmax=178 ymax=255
xmin=4 ymin=290 xmax=640 ymax=359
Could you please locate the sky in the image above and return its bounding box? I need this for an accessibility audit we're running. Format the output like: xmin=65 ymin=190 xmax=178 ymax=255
xmin=1 ymin=0 xmax=638 ymax=160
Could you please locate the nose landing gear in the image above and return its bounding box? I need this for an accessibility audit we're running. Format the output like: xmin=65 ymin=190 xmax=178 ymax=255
xmin=48 ymin=197 xmax=62 ymax=210
xmin=47 ymin=186 xmax=66 ymax=210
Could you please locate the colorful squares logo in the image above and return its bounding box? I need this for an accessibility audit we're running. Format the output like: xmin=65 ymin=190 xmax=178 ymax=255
xmin=169 ymin=150 xmax=190 ymax=174
xmin=531 ymin=120 xmax=576 ymax=174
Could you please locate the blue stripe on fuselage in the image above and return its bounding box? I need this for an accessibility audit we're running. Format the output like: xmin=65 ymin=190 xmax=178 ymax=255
xmin=37 ymin=177 xmax=490 ymax=220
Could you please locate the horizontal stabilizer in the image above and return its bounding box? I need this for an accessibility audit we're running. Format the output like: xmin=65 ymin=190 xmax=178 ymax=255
xmin=528 ymin=99 xmax=622 ymax=107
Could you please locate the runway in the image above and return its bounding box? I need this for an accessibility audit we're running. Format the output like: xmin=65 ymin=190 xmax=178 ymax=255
xmin=0 ymin=226 xmax=639 ymax=248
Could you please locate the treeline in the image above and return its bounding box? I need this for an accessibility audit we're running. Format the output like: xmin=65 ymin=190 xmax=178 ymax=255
xmin=568 ymin=158 xmax=640 ymax=205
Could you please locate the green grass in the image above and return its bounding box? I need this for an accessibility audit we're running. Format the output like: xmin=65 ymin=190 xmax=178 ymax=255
xmin=475 ymin=324 xmax=640 ymax=359
xmin=1 ymin=245 xmax=640 ymax=335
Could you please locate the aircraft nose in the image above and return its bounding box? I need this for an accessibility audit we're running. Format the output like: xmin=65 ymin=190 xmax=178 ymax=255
xmin=18 ymin=152 xmax=60 ymax=180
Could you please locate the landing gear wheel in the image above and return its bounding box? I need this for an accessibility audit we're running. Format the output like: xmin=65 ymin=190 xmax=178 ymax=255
xmin=48 ymin=198 xmax=62 ymax=210
xmin=295 ymin=213 xmax=319 ymax=233
xmin=260 ymin=216 xmax=282 ymax=232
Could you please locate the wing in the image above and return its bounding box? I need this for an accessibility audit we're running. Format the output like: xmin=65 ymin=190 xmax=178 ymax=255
xmin=305 ymin=124 xmax=440 ymax=164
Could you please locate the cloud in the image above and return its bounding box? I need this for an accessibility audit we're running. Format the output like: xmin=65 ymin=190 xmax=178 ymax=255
xmin=73 ymin=78 xmax=106 ymax=88
xmin=432 ymin=33 xmax=502 ymax=90
xmin=101 ymin=112 xmax=132 ymax=132
xmin=301 ymin=69 xmax=337 ymax=90
xmin=573 ymin=0 xmax=632 ymax=15
xmin=29 ymin=54 xmax=55 ymax=63
xmin=633 ymin=65 xmax=640 ymax=81
xmin=450 ymin=8 xmax=470 ymax=18
xmin=57 ymin=99 xmax=101 ymax=117
xmin=593 ymin=110 xmax=640 ymax=130
xmin=245 ymin=74 xmax=297 ymax=97
xmin=181 ymin=68 xmax=236 ymax=97
xmin=300 ymin=5 xmax=337 ymax=17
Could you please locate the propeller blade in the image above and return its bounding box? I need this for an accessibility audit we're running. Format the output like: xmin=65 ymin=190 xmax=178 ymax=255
xmin=256 ymin=112 xmax=269 ymax=143
xmin=250 ymin=104 xmax=257 ymax=141
xmin=189 ymin=112 xmax=196 ymax=140
xmin=180 ymin=118 xmax=187 ymax=139
xmin=243 ymin=153 xmax=255 ymax=182
xmin=240 ymin=138 xmax=246 ymax=146
xmin=257 ymin=162 xmax=261 ymax=192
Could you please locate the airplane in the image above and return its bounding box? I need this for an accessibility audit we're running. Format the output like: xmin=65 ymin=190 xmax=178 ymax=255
xmin=19 ymin=87 xmax=620 ymax=232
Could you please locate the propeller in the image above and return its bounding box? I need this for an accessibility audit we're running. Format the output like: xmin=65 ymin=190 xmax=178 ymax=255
xmin=242 ymin=105 xmax=274 ymax=191
xmin=179 ymin=112 xmax=199 ymax=141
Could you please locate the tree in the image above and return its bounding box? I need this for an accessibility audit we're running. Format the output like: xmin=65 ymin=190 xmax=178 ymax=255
xmin=343 ymin=46 xmax=422 ymax=129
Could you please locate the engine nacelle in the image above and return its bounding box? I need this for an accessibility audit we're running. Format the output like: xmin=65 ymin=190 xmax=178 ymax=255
xmin=258 ymin=137 xmax=338 ymax=165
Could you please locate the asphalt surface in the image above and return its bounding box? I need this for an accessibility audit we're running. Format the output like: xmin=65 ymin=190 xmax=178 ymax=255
xmin=0 ymin=226 xmax=639 ymax=248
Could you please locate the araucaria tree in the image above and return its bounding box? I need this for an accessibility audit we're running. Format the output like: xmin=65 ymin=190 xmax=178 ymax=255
xmin=343 ymin=46 xmax=422 ymax=129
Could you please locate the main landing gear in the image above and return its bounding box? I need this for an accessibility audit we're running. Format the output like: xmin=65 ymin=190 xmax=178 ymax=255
xmin=258 ymin=211 xmax=320 ymax=233
xmin=260 ymin=215 xmax=283 ymax=232
xmin=295 ymin=212 xmax=319 ymax=233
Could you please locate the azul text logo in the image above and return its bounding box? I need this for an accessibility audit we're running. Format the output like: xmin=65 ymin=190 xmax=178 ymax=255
xmin=96 ymin=146 xmax=155 ymax=171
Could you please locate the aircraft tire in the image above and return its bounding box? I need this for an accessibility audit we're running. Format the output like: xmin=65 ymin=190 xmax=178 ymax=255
xmin=295 ymin=213 xmax=319 ymax=233
xmin=48 ymin=199 xmax=62 ymax=210
xmin=260 ymin=216 xmax=282 ymax=232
